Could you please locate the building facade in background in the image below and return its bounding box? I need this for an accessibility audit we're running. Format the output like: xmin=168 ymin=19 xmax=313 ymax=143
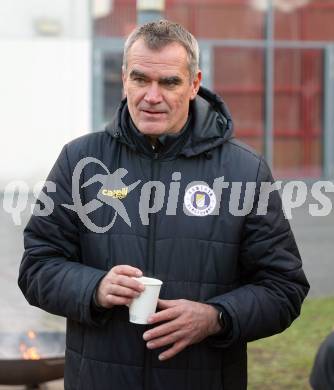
xmin=0 ymin=0 xmax=91 ymax=189
xmin=1 ymin=0 xmax=334 ymax=188
xmin=93 ymin=0 xmax=334 ymax=179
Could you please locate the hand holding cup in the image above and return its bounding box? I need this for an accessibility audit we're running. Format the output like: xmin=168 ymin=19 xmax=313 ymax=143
xmin=95 ymin=265 xmax=145 ymax=309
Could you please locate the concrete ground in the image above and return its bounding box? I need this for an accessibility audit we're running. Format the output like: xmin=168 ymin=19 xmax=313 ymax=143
xmin=0 ymin=187 xmax=333 ymax=389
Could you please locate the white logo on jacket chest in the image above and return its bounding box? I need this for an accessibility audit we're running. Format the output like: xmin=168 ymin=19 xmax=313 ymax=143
xmin=184 ymin=184 xmax=217 ymax=216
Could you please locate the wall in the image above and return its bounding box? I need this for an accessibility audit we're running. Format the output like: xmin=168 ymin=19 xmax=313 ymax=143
xmin=0 ymin=0 xmax=91 ymax=190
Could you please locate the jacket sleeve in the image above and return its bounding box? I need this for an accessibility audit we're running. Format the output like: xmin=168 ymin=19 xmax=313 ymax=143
xmin=206 ymin=157 xmax=310 ymax=347
xmin=18 ymin=144 xmax=108 ymax=327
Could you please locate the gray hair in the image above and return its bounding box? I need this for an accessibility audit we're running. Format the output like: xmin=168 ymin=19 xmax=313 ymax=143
xmin=123 ymin=19 xmax=200 ymax=80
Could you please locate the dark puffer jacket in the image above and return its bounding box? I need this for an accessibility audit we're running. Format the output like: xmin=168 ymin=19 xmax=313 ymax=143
xmin=19 ymin=87 xmax=309 ymax=390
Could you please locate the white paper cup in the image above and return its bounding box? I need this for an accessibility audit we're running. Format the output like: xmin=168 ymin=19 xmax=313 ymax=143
xmin=128 ymin=276 xmax=163 ymax=324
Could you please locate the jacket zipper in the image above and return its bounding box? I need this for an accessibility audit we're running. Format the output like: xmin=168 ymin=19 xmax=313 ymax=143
xmin=144 ymin=151 xmax=160 ymax=390
xmin=147 ymin=152 xmax=159 ymax=273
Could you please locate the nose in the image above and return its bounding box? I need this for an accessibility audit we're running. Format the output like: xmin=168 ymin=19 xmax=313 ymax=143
xmin=144 ymin=82 xmax=162 ymax=104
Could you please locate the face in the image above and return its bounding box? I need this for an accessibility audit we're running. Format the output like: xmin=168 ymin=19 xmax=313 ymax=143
xmin=122 ymin=39 xmax=201 ymax=138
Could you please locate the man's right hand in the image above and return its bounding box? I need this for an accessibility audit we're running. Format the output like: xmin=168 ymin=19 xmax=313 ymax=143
xmin=95 ymin=265 xmax=145 ymax=309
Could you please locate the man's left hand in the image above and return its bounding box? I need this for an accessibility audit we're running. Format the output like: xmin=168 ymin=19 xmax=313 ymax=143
xmin=143 ymin=299 xmax=221 ymax=361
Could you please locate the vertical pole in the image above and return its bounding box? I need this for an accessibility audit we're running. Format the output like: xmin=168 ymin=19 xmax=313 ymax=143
xmin=264 ymin=0 xmax=274 ymax=167
xmin=92 ymin=47 xmax=104 ymax=132
xmin=88 ymin=0 xmax=94 ymax=131
xmin=90 ymin=0 xmax=115 ymax=131
xmin=323 ymin=45 xmax=334 ymax=179
xmin=200 ymin=43 xmax=213 ymax=91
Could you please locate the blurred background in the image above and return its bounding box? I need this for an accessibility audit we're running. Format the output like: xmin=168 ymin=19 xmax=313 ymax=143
xmin=0 ymin=0 xmax=334 ymax=389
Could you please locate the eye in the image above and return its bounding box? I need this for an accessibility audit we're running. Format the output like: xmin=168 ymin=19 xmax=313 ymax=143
xmin=133 ymin=77 xmax=147 ymax=85
xmin=165 ymin=80 xmax=177 ymax=86
xmin=161 ymin=78 xmax=182 ymax=88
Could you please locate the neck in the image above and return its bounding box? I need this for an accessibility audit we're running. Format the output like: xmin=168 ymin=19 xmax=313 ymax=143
xmin=147 ymin=135 xmax=158 ymax=146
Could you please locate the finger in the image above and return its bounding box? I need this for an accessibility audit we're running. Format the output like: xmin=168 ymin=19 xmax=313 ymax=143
xmin=109 ymin=284 xmax=141 ymax=299
xmin=111 ymin=274 xmax=145 ymax=293
xmin=158 ymin=340 xmax=188 ymax=361
xmin=157 ymin=299 xmax=179 ymax=309
xmin=147 ymin=307 xmax=179 ymax=324
xmin=146 ymin=329 xmax=184 ymax=349
xmin=143 ymin=319 xmax=180 ymax=341
xmin=112 ymin=265 xmax=143 ymax=277
xmin=106 ymin=294 xmax=132 ymax=306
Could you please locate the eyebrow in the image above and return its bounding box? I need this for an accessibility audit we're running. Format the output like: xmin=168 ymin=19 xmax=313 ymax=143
xmin=129 ymin=70 xmax=183 ymax=85
xmin=129 ymin=70 xmax=149 ymax=80
xmin=160 ymin=76 xmax=183 ymax=85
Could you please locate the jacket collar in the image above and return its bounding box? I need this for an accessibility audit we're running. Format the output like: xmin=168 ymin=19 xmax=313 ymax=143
xmin=127 ymin=113 xmax=193 ymax=158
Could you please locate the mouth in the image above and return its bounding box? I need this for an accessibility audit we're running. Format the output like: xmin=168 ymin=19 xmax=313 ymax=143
xmin=142 ymin=110 xmax=166 ymax=115
xmin=140 ymin=110 xmax=167 ymax=120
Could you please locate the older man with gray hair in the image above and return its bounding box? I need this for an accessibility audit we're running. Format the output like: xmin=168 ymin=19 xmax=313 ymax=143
xmin=19 ymin=19 xmax=309 ymax=390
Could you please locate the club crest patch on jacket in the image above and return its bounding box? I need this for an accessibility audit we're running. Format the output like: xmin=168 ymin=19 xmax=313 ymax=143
xmin=184 ymin=184 xmax=217 ymax=216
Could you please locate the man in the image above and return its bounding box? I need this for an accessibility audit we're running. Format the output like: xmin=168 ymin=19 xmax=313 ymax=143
xmin=19 ymin=20 xmax=309 ymax=390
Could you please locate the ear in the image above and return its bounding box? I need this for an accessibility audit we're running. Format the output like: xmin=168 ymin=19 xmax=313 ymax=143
xmin=190 ymin=70 xmax=202 ymax=100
